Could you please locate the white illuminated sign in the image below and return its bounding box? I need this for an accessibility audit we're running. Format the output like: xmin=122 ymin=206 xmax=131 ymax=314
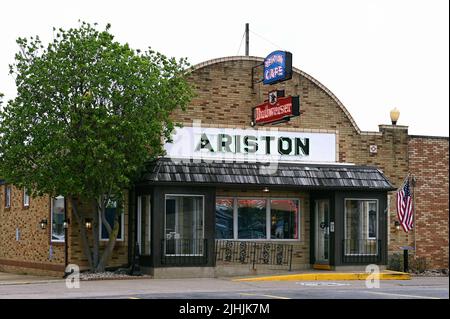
xmin=164 ymin=127 xmax=336 ymax=163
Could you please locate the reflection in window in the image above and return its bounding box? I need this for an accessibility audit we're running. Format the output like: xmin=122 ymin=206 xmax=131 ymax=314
xmin=215 ymin=198 xmax=233 ymax=239
xmin=345 ymin=199 xmax=378 ymax=255
xmin=51 ymin=196 xmax=65 ymax=242
xmin=238 ymin=199 xmax=266 ymax=239
xmin=165 ymin=195 xmax=204 ymax=255
xmin=23 ymin=188 xmax=30 ymax=207
xmin=5 ymin=185 xmax=11 ymax=208
xmin=270 ymin=200 xmax=299 ymax=239
xmin=100 ymin=200 xmax=123 ymax=240
xmin=368 ymin=204 xmax=377 ymax=239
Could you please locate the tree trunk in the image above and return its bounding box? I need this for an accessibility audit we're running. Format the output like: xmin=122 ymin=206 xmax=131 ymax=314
xmin=92 ymin=201 xmax=100 ymax=271
xmin=95 ymin=220 xmax=120 ymax=272
xmin=70 ymin=196 xmax=94 ymax=270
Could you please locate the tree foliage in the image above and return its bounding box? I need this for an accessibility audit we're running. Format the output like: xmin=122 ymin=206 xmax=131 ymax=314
xmin=0 ymin=21 xmax=194 ymax=271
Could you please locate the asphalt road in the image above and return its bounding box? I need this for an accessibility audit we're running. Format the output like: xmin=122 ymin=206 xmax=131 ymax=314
xmin=0 ymin=276 xmax=448 ymax=299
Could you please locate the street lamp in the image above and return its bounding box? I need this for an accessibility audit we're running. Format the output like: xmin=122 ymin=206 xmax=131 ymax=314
xmin=390 ymin=108 xmax=400 ymax=125
xmin=394 ymin=220 xmax=401 ymax=231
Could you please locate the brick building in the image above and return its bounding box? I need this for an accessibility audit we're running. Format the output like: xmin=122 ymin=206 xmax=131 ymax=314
xmin=0 ymin=55 xmax=448 ymax=277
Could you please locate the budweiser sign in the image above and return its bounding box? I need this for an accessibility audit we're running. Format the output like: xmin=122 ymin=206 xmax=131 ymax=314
xmin=253 ymin=94 xmax=300 ymax=125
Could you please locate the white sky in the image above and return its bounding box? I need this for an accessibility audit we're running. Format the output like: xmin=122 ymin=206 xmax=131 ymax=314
xmin=0 ymin=0 xmax=448 ymax=136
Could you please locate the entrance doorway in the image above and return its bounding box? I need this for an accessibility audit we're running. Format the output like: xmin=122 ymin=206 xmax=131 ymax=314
xmin=314 ymin=199 xmax=330 ymax=265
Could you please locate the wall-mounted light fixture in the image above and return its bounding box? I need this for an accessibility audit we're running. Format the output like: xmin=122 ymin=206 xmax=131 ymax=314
xmin=394 ymin=220 xmax=401 ymax=231
xmin=63 ymin=218 xmax=70 ymax=229
xmin=39 ymin=219 xmax=48 ymax=230
xmin=262 ymin=187 xmax=270 ymax=193
xmin=390 ymin=108 xmax=400 ymax=125
xmin=85 ymin=218 xmax=92 ymax=231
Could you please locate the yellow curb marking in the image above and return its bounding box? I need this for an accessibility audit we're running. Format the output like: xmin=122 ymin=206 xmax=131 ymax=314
xmin=233 ymin=272 xmax=411 ymax=282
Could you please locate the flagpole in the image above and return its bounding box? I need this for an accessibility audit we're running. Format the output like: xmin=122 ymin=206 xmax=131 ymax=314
xmin=411 ymin=174 xmax=417 ymax=254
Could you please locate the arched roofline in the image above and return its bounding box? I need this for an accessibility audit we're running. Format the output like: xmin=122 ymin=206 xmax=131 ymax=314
xmin=190 ymin=55 xmax=364 ymax=134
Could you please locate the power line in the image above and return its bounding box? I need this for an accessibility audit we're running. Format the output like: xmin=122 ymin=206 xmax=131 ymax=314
xmin=249 ymin=30 xmax=285 ymax=51
xmin=236 ymin=30 xmax=246 ymax=55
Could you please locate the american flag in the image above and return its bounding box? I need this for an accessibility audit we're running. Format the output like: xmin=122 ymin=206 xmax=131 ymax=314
xmin=396 ymin=178 xmax=414 ymax=232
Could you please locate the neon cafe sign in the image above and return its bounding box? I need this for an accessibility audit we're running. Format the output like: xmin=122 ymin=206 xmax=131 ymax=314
xmin=263 ymin=51 xmax=293 ymax=85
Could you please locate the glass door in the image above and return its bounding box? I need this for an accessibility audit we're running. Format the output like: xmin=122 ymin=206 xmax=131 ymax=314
xmin=315 ymin=200 xmax=330 ymax=264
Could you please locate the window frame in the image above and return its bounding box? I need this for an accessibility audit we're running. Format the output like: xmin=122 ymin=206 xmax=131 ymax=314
xmin=343 ymin=198 xmax=379 ymax=256
xmin=23 ymin=187 xmax=30 ymax=208
xmin=269 ymin=198 xmax=301 ymax=240
xmin=236 ymin=197 xmax=268 ymax=240
xmin=99 ymin=200 xmax=125 ymax=242
xmin=163 ymin=194 xmax=205 ymax=256
xmin=50 ymin=195 xmax=66 ymax=243
xmin=5 ymin=184 xmax=11 ymax=208
xmin=215 ymin=196 xmax=301 ymax=242
xmin=215 ymin=197 xmax=235 ymax=240
xmin=164 ymin=194 xmax=205 ymax=240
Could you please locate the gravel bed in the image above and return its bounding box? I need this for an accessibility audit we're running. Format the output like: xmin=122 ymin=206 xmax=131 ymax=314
xmin=410 ymin=269 xmax=448 ymax=277
xmin=79 ymin=271 xmax=151 ymax=281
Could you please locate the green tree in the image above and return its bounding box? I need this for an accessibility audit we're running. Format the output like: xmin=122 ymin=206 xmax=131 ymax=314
xmin=0 ymin=22 xmax=193 ymax=272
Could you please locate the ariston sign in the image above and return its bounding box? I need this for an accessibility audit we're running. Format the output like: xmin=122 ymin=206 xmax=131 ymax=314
xmin=164 ymin=127 xmax=337 ymax=163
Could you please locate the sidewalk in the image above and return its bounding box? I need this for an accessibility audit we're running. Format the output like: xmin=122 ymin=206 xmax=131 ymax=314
xmin=0 ymin=272 xmax=63 ymax=286
xmin=0 ymin=269 xmax=411 ymax=286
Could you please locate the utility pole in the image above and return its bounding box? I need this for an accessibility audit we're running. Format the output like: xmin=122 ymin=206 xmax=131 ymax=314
xmin=245 ymin=23 xmax=249 ymax=56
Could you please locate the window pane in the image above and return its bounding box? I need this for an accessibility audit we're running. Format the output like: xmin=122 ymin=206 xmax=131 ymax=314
xmin=165 ymin=195 xmax=204 ymax=255
xmin=238 ymin=199 xmax=266 ymax=239
xmin=345 ymin=200 xmax=377 ymax=255
xmin=101 ymin=201 xmax=122 ymax=240
xmin=51 ymin=196 xmax=65 ymax=242
xmin=23 ymin=188 xmax=30 ymax=206
xmin=368 ymin=202 xmax=377 ymax=239
xmin=270 ymin=199 xmax=299 ymax=239
xmin=5 ymin=186 xmax=11 ymax=207
xmin=215 ymin=198 xmax=234 ymax=239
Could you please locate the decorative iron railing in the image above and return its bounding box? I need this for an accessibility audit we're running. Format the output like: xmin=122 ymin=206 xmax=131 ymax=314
xmin=215 ymin=240 xmax=293 ymax=271
xmin=160 ymin=238 xmax=208 ymax=266
xmin=342 ymin=239 xmax=381 ymax=264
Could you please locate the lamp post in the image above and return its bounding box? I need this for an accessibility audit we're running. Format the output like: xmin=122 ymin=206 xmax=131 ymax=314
xmin=390 ymin=108 xmax=400 ymax=125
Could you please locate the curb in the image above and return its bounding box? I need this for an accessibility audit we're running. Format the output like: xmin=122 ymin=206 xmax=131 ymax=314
xmin=233 ymin=271 xmax=411 ymax=282
xmin=0 ymin=279 xmax=64 ymax=286
xmin=79 ymin=276 xmax=153 ymax=281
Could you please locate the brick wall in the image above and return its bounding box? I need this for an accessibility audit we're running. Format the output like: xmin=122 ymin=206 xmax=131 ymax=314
xmin=0 ymin=185 xmax=65 ymax=275
xmin=68 ymin=195 xmax=130 ymax=271
xmin=0 ymin=185 xmax=129 ymax=276
xmin=408 ymin=136 xmax=449 ymax=269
